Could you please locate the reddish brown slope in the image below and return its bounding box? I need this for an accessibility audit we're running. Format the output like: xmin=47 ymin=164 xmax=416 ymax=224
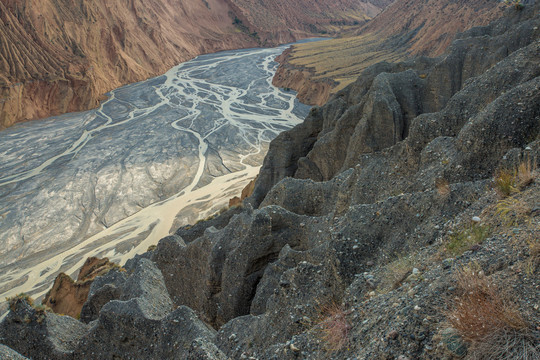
xmin=360 ymin=0 xmax=504 ymax=56
xmin=0 ymin=0 xmax=385 ymax=129
xmin=0 ymin=0 xmax=256 ymax=129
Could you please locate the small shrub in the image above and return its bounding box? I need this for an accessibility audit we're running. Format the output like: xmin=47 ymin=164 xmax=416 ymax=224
xmin=516 ymin=156 xmax=536 ymax=189
xmin=7 ymin=293 xmax=34 ymax=310
xmin=494 ymin=158 xmax=537 ymax=197
xmin=494 ymin=168 xmax=517 ymax=197
xmin=445 ymin=224 xmax=490 ymax=256
xmin=147 ymin=244 xmax=157 ymax=252
xmin=311 ymin=301 xmax=352 ymax=351
xmin=446 ymin=264 xmax=536 ymax=359
xmin=504 ymin=0 xmax=524 ymax=10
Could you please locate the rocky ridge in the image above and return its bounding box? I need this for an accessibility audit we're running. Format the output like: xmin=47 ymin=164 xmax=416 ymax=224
xmin=0 ymin=0 xmax=387 ymax=130
xmin=273 ymin=0 xmax=506 ymax=106
xmin=1 ymin=3 xmax=539 ymax=359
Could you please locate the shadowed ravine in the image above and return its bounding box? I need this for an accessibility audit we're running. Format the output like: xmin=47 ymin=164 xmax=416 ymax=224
xmin=0 ymin=43 xmax=313 ymax=305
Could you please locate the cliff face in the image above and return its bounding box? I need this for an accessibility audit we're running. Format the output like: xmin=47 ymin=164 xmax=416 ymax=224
xmin=0 ymin=0 xmax=382 ymax=129
xmin=0 ymin=0 xmax=253 ymax=129
xmin=1 ymin=4 xmax=538 ymax=359
xmin=359 ymin=0 xmax=504 ymax=56
xmin=273 ymin=0 xmax=505 ymax=105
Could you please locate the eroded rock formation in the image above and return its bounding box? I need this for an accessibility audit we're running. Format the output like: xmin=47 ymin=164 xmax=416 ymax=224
xmin=1 ymin=3 xmax=539 ymax=359
xmin=42 ymin=257 xmax=118 ymax=318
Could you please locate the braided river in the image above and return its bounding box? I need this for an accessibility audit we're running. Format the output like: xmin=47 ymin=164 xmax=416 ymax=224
xmin=0 ymin=43 xmax=313 ymax=308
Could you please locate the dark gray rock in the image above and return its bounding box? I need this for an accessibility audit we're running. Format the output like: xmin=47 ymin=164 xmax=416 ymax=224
xmin=175 ymin=206 xmax=244 ymax=243
xmin=74 ymin=260 xmax=220 ymax=359
xmin=249 ymin=106 xmax=324 ymax=207
xmin=80 ymin=258 xmax=172 ymax=323
xmin=0 ymin=298 xmax=89 ymax=360
xmin=217 ymin=252 xmax=343 ymax=359
xmin=153 ymin=205 xmax=314 ymax=328
xmin=0 ymin=344 xmax=30 ymax=359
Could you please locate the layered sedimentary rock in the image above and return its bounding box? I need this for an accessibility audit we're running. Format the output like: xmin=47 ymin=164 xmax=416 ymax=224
xmin=0 ymin=0 xmax=387 ymax=129
xmin=1 ymin=4 xmax=539 ymax=359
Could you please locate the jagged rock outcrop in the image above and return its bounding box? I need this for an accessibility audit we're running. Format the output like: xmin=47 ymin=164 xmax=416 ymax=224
xmin=1 ymin=4 xmax=539 ymax=360
xmin=0 ymin=0 xmax=388 ymax=129
xmin=153 ymin=205 xmax=325 ymax=328
xmin=256 ymin=5 xmax=540 ymax=204
xmin=42 ymin=257 xmax=118 ymax=318
xmin=0 ymin=296 xmax=90 ymax=359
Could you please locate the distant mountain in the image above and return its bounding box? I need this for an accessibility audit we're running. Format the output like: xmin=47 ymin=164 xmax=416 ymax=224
xmin=0 ymin=0 xmax=389 ymax=129
xmin=273 ymin=0 xmax=505 ymax=105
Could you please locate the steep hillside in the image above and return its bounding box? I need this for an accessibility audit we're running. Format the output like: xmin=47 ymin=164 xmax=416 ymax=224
xmin=274 ymin=0 xmax=505 ymax=105
xmin=0 ymin=0 xmax=388 ymax=130
xmin=229 ymin=0 xmax=393 ymax=39
xmin=1 ymin=4 xmax=538 ymax=359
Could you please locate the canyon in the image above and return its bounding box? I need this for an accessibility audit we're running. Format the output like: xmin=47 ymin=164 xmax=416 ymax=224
xmin=1 ymin=3 xmax=538 ymax=358
xmin=0 ymin=1 xmax=538 ymax=359
xmin=0 ymin=0 xmax=388 ymax=129
xmin=0 ymin=43 xmax=311 ymax=306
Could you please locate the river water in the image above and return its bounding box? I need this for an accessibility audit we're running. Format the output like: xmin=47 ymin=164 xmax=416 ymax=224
xmin=0 ymin=43 xmax=312 ymax=304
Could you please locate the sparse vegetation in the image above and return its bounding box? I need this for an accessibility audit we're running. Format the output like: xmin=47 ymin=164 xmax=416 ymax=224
xmin=7 ymin=293 xmax=52 ymax=323
xmin=444 ymin=223 xmax=491 ymax=256
xmin=311 ymin=301 xmax=352 ymax=351
xmin=516 ymin=155 xmax=536 ymax=188
xmin=7 ymin=293 xmax=34 ymax=310
xmin=494 ymin=157 xmax=537 ymax=197
xmin=495 ymin=196 xmax=531 ymax=226
xmin=379 ymin=253 xmax=416 ymax=292
xmin=446 ymin=263 xmax=537 ymax=359
xmin=494 ymin=168 xmax=517 ymax=197
xmin=504 ymin=0 xmax=524 ymax=10
xmin=282 ymin=33 xmax=406 ymax=93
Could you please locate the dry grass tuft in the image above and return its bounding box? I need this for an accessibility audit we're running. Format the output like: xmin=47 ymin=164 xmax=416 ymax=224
xmin=516 ymin=156 xmax=537 ymax=189
xmin=495 ymin=197 xmax=532 ymax=226
xmin=468 ymin=328 xmax=539 ymax=360
xmin=494 ymin=157 xmax=537 ymax=197
xmin=312 ymin=301 xmax=352 ymax=351
xmin=446 ymin=264 xmax=537 ymax=359
xmin=494 ymin=168 xmax=517 ymax=197
xmin=435 ymin=178 xmax=451 ymax=197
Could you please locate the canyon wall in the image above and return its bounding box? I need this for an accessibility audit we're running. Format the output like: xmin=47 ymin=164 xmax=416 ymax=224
xmin=0 ymin=0 xmax=388 ymax=129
